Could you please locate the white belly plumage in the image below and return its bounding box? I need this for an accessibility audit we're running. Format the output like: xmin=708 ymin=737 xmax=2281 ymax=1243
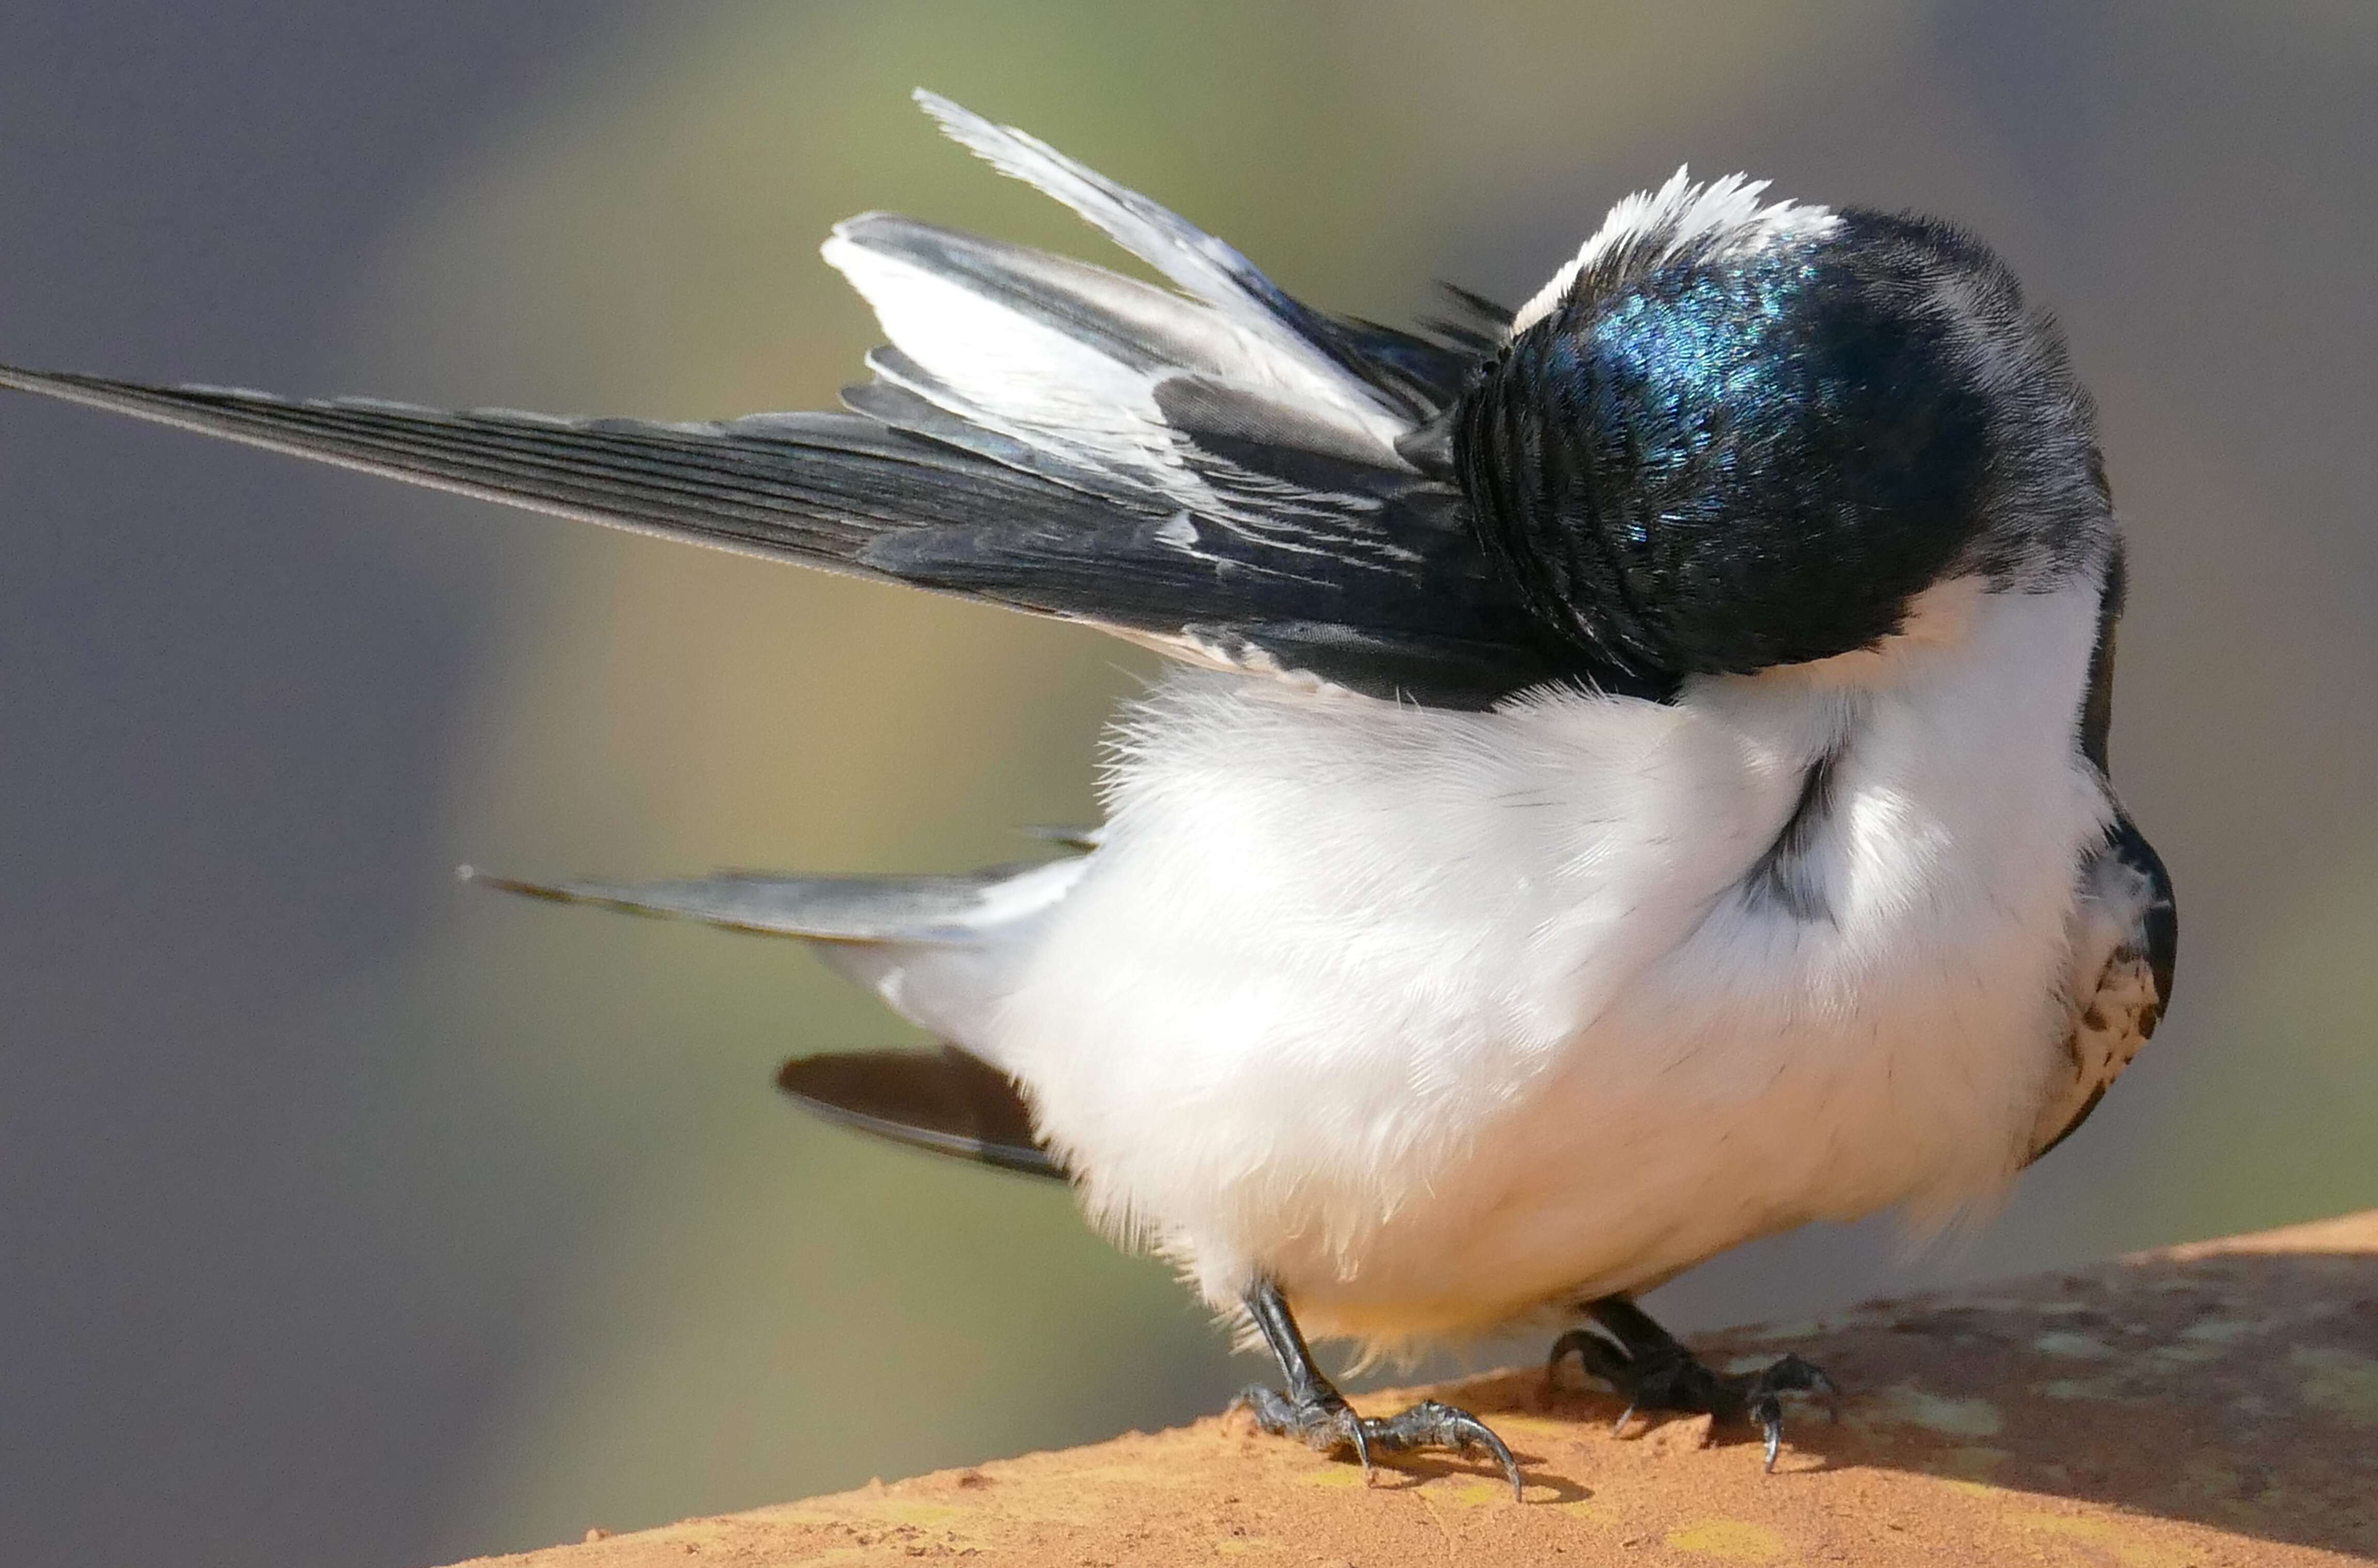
xmin=984 ymin=581 xmax=2113 ymax=1346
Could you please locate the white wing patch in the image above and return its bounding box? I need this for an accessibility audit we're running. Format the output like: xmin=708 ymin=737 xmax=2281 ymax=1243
xmin=1510 ymin=167 xmax=1839 ymax=336
xmin=911 ymin=90 xmax=1411 ymax=446
xmin=827 ymin=91 xmax=1413 ymax=503
xmin=822 ymin=224 xmax=1195 ymax=487
xmin=819 ymin=96 xmax=1464 ymax=683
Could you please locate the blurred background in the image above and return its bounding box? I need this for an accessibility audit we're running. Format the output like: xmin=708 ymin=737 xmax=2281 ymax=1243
xmin=2 ymin=3 xmax=2373 ymax=1565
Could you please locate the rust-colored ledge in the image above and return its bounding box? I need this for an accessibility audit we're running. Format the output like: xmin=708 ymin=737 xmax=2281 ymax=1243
xmin=449 ymin=1211 xmax=2378 ymax=1567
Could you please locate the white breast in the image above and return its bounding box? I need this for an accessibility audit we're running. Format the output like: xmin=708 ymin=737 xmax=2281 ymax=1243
xmin=987 ymin=580 xmax=2113 ymax=1347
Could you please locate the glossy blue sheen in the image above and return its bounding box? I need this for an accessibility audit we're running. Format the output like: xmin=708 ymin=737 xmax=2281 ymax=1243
xmin=1465 ymin=212 xmax=2007 ymax=676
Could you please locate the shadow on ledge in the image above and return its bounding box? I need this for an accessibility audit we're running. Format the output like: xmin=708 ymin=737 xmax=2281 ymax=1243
xmin=454 ymin=1212 xmax=2378 ymax=1567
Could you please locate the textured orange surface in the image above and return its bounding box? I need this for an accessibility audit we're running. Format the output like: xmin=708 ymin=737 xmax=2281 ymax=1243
xmin=450 ymin=1212 xmax=2378 ymax=1567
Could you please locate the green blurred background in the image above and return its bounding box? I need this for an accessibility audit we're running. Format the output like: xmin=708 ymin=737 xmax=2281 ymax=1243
xmin=3 ymin=4 xmax=2374 ymax=1566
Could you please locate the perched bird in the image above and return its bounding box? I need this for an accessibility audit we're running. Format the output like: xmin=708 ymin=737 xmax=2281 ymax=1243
xmin=1 ymin=90 xmax=2174 ymax=1496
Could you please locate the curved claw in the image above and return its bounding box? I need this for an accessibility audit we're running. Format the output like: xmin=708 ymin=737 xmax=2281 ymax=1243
xmin=1545 ymin=1327 xmax=1592 ymax=1383
xmin=1552 ymin=1301 xmax=1842 ymax=1473
xmin=1362 ymin=1398 xmax=1524 ymax=1502
xmin=1235 ymin=1387 xmax=1525 ymax=1501
xmin=1347 ymin=1408 xmax=1375 ymax=1483
xmin=1743 ymin=1353 xmax=1837 ymax=1471
xmin=1546 ymin=1325 xmax=1640 ymax=1434
xmin=1438 ymin=1406 xmax=1525 ymax=1501
xmin=1544 ymin=1325 xmax=1652 ymax=1438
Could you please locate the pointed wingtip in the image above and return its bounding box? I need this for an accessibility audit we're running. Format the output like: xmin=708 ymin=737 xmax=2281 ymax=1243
xmin=909 ymin=87 xmax=1043 ymax=175
xmin=1 ymin=362 xmax=79 ymax=398
xmin=0 ymin=363 xmax=310 ymax=440
xmin=456 ymin=865 xmax=583 ymax=905
xmin=911 ymin=87 xmax=987 ymax=141
xmin=458 ymin=866 xmax=768 ymax=927
xmin=1017 ymin=823 xmax=1105 ymax=852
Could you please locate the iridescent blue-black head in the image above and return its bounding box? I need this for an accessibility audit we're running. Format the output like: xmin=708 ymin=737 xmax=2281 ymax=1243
xmin=1455 ymin=175 xmax=2109 ymax=683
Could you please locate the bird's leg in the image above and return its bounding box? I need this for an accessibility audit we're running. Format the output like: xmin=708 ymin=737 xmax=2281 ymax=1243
xmin=1229 ymin=1279 xmax=1524 ymax=1500
xmin=1547 ymin=1295 xmax=1837 ymax=1471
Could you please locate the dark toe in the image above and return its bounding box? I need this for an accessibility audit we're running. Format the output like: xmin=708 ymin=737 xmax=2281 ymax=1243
xmin=1236 ymin=1388 xmax=1525 ymax=1499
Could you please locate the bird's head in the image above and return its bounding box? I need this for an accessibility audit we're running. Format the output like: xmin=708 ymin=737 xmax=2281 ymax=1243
xmin=1455 ymin=172 xmax=2113 ymax=687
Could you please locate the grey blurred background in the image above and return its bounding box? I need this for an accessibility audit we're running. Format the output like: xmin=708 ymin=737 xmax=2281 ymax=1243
xmin=2 ymin=4 xmax=2372 ymax=1565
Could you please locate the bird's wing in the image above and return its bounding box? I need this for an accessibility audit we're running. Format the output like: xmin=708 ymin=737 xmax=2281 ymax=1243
xmin=777 ymin=1046 xmax=1062 ymax=1180
xmin=457 ymin=861 xmax=1069 ymax=944
xmin=0 ymin=95 xmax=1588 ymax=708
xmin=2026 ymin=814 xmax=2177 ymax=1165
xmin=467 ymin=857 xmax=1081 ymax=1179
xmin=908 ymin=90 xmax=1484 ymax=423
xmin=463 ymin=856 xmax=1088 ymax=1052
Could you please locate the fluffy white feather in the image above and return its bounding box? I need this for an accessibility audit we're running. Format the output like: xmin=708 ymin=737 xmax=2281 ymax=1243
xmin=940 ymin=577 xmax=2110 ymax=1349
xmin=821 ymin=224 xmax=1196 ymax=482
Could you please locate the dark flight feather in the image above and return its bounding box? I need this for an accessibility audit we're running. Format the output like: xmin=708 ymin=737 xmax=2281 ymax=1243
xmin=0 ymin=360 xmax=1592 ymax=708
xmin=778 ymin=1046 xmax=1063 ymax=1179
xmin=0 ymin=90 xmax=1587 ymax=706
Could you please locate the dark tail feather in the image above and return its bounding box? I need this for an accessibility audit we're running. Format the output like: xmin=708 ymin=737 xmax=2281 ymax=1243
xmin=0 ymin=363 xmax=1121 ymax=583
xmin=778 ymin=1046 xmax=1063 ymax=1179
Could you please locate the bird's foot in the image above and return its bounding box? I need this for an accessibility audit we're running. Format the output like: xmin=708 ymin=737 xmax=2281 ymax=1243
xmin=1548 ymin=1300 xmax=1838 ymax=1471
xmin=1231 ymin=1385 xmax=1524 ymax=1500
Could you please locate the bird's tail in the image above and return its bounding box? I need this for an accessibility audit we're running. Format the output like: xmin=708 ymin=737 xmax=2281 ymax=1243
xmin=462 ymin=853 xmax=1089 ymax=1178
